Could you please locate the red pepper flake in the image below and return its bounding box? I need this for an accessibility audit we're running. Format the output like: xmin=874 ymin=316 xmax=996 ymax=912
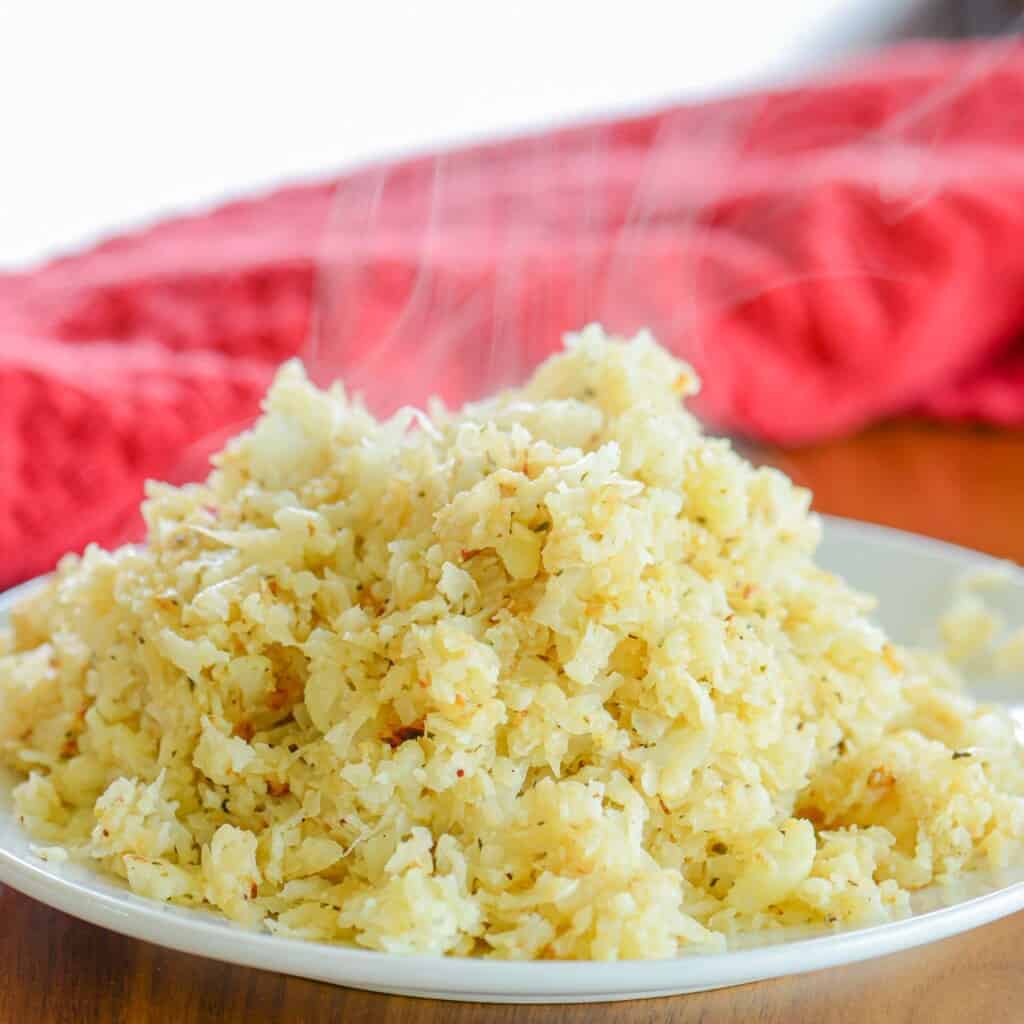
xmin=232 ymin=720 xmax=255 ymax=742
xmin=461 ymin=549 xmax=482 ymax=561
xmin=267 ymin=779 xmax=290 ymax=798
xmin=249 ymin=883 xmax=258 ymax=900
xmin=456 ymin=769 xmax=465 ymax=778
xmin=267 ymin=688 xmax=289 ymax=711
xmin=418 ymin=679 xmax=430 ymax=689
xmin=383 ymin=720 xmax=425 ymax=749
xmin=60 ymin=737 xmax=79 ymax=759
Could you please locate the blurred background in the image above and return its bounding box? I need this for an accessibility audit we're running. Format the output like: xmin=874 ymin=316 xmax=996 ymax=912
xmin=1 ymin=0 xmax=1018 ymax=266
xmin=1 ymin=0 xmax=1023 ymax=588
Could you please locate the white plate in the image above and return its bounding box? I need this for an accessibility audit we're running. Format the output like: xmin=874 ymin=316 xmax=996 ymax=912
xmin=2 ymin=516 xmax=1023 ymax=1004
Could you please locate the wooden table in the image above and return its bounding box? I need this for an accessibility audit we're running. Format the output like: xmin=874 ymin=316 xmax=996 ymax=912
xmin=3 ymin=421 xmax=1024 ymax=1023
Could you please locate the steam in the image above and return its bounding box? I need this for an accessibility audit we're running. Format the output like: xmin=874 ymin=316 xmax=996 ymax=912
xmin=51 ymin=32 xmax=1024 ymax=564
xmin=308 ymin=30 xmax=1024 ymax=421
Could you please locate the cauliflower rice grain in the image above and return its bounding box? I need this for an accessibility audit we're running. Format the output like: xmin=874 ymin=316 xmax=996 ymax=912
xmin=3 ymin=326 xmax=1023 ymax=959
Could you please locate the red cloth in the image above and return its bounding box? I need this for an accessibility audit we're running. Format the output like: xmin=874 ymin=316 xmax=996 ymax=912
xmin=4 ymin=41 xmax=1024 ymax=588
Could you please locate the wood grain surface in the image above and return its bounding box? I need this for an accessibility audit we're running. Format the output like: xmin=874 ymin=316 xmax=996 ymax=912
xmin=3 ymin=420 xmax=1023 ymax=1024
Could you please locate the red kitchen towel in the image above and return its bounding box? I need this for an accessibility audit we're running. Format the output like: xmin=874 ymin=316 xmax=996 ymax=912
xmin=3 ymin=40 xmax=1024 ymax=589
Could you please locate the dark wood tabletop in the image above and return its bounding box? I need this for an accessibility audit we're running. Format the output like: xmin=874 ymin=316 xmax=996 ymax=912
xmin=3 ymin=420 xmax=1024 ymax=1024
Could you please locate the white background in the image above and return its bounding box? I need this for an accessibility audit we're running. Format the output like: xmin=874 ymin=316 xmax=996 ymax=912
xmin=0 ymin=0 xmax=935 ymax=268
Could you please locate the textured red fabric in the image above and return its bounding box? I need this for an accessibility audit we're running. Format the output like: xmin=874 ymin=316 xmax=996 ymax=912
xmin=3 ymin=41 xmax=1024 ymax=588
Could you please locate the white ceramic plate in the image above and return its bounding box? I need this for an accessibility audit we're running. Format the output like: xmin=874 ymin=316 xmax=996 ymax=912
xmin=2 ymin=516 xmax=1023 ymax=1004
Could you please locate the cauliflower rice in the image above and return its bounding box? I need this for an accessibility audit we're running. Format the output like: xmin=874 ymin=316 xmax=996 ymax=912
xmin=3 ymin=326 xmax=1024 ymax=960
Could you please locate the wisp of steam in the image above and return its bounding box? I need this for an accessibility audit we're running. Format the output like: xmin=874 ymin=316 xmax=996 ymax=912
xmin=306 ymin=28 xmax=1023 ymax=429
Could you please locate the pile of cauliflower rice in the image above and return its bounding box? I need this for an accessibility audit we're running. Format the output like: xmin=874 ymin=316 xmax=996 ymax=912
xmin=3 ymin=326 xmax=1024 ymax=960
